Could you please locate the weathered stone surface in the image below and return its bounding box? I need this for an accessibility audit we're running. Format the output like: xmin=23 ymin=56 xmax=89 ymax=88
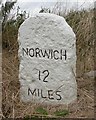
xmin=18 ymin=13 xmax=77 ymax=105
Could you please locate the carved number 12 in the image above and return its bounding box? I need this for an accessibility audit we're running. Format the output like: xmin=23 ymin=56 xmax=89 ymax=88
xmin=39 ymin=70 xmax=49 ymax=82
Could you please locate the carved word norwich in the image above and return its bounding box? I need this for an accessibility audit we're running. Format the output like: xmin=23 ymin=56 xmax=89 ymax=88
xmin=22 ymin=48 xmax=67 ymax=60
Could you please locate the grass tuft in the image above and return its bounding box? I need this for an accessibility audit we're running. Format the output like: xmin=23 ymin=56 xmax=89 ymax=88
xmin=54 ymin=109 xmax=69 ymax=117
xmin=35 ymin=107 xmax=48 ymax=115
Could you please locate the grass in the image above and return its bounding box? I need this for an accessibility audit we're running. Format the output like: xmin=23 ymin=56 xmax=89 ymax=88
xmin=24 ymin=109 xmax=69 ymax=119
xmin=65 ymin=9 xmax=95 ymax=76
xmin=54 ymin=110 xmax=69 ymax=117
xmin=35 ymin=107 xmax=48 ymax=115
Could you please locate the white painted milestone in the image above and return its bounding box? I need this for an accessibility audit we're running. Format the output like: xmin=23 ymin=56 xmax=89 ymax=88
xmin=18 ymin=13 xmax=77 ymax=105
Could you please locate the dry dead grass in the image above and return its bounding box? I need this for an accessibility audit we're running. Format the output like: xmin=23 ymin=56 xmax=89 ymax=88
xmin=65 ymin=9 xmax=95 ymax=77
xmin=1 ymin=9 xmax=95 ymax=119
